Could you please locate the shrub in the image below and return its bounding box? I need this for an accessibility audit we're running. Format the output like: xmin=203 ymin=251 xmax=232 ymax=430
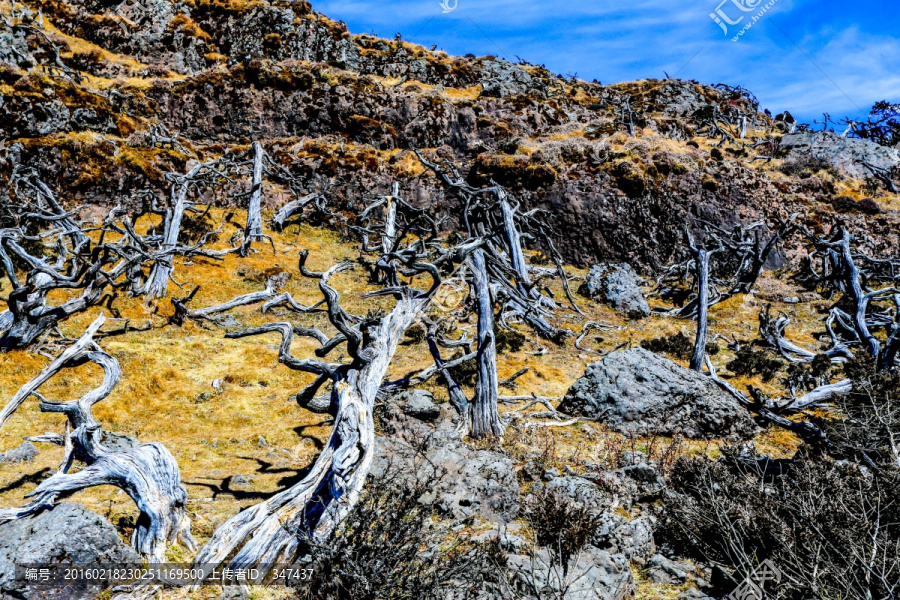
xmin=402 ymin=322 xmax=427 ymax=345
xmin=726 ymin=347 xmax=783 ymax=381
xmin=641 ymin=332 xmax=719 ymax=360
xmin=658 ymin=448 xmax=900 ymax=599
xmin=831 ymin=195 xmax=881 ymax=215
xmin=495 ymin=326 xmax=526 ymax=354
xmin=299 ymin=471 xmax=506 ymax=600
xmin=523 ymin=485 xmax=603 ymax=576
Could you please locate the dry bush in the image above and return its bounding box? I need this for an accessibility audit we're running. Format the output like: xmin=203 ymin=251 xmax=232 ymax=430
xmin=825 ymin=356 xmax=900 ymax=467
xmin=299 ymin=470 xmax=507 ymax=600
xmin=522 ymin=486 xmax=603 ymax=577
xmin=640 ymin=332 xmax=719 ymax=360
xmin=658 ymin=448 xmax=900 ymax=599
xmin=726 ymin=347 xmax=784 ymax=382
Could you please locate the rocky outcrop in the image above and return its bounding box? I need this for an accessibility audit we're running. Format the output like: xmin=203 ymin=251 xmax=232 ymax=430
xmin=392 ymin=388 xmax=441 ymax=422
xmin=0 ymin=502 xmax=139 ymax=600
xmin=558 ymin=348 xmax=758 ymax=439
xmin=780 ymin=131 xmax=900 ymax=180
xmin=371 ymin=417 xmax=519 ymax=522
xmin=578 ymin=263 xmax=649 ymax=318
xmin=507 ymin=545 xmax=634 ymax=600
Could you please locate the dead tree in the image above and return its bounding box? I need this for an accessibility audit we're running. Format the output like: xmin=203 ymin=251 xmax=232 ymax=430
xmin=804 ymin=225 xmax=900 ymax=371
xmin=0 ymin=221 xmax=148 ymax=351
xmin=758 ymin=305 xmax=853 ymax=363
xmin=470 ymin=248 xmax=503 ymax=438
xmin=0 ymin=314 xmax=195 ymax=563
xmin=140 ymin=159 xmax=231 ymax=298
xmin=191 ymin=188 xmax=454 ymax=580
xmin=414 ymin=149 xmax=580 ymax=338
xmin=657 ymin=215 xmax=798 ymax=319
xmin=240 ymin=142 xmax=267 ymax=256
xmin=271 ymin=191 xmax=328 ymax=231
xmin=686 ymin=232 xmax=720 ymax=371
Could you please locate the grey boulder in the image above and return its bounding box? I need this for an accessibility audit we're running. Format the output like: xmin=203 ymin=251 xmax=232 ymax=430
xmin=0 ymin=502 xmax=140 ymax=600
xmin=507 ymin=546 xmax=634 ymax=600
xmin=592 ymin=514 xmax=656 ymax=564
xmin=0 ymin=442 xmax=38 ymax=463
xmin=536 ymin=476 xmax=609 ymax=507
xmin=396 ymin=389 xmax=441 ymax=422
xmin=780 ymin=131 xmax=900 ymax=180
xmin=578 ymin=263 xmax=649 ymax=319
xmin=558 ymin=348 xmax=758 ymax=439
xmin=372 ymin=423 xmax=519 ymax=522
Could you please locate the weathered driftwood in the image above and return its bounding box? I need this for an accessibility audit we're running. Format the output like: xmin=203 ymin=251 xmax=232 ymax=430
xmin=0 ymin=314 xmax=195 ymax=563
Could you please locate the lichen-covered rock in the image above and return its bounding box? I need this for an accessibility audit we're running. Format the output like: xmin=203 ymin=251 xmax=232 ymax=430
xmin=780 ymin=131 xmax=900 ymax=180
xmin=592 ymin=513 xmax=656 ymax=563
xmin=0 ymin=441 xmax=38 ymax=463
xmin=578 ymin=263 xmax=650 ymax=318
xmin=396 ymin=388 xmax=441 ymax=422
xmin=535 ymin=475 xmax=610 ymax=506
xmin=372 ymin=421 xmax=519 ymax=522
xmin=507 ymin=545 xmax=634 ymax=600
xmin=558 ymin=348 xmax=758 ymax=439
xmin=0 ymin=502 xmax=140 ymax=600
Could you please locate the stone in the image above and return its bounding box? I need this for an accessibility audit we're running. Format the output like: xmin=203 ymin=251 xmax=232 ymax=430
xmin=507 ymin=546 xmax=634 ymax=600
xmin=478 ymin=59 xmax=542 ymax=98
xmin=0 ymin=502 xmax=140 ymax=600
xmin=592 ymin=514 xmax=656 ymax=563
xmin=536 ymin=476 xmax=609 ymax=507
xmin=0 ymin=441 xmax=38 ymax=463
xmin=371 ymin=423 xmax=519 ymax=522
xmin=577 ymin=263 xmax=650 ymax=319
xmin=595 ymin=461 xmax=667 ymax=504
xmin=779 ymin=131 xmax=900 ymax=180
xmin=396 ymin=389 xmax=441 ymax=422
xmin=558 ymin=348 xmax=758 ymax=439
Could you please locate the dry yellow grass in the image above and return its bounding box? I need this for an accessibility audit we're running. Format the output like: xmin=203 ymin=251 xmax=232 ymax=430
xmin=0 ymin=208 xmax=821 ymax=554
xmin=0 ymin=202 xmax=832 ymax=554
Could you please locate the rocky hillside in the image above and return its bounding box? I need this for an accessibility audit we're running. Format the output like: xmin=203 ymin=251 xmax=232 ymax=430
xmin=2 ymin=0 xmax=899 ymax=271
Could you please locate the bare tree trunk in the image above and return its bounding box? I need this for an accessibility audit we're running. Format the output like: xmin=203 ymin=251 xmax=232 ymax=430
xmin=142 ymin=164 xmax=202 ymax=299
xmin=241 ymin=142 xmax=266 ymax=257
xmin=192 ymin=267 xmax=427 ymax=580
xmin=497 ymin=191 xmax=535 ymax=300
xmin=470 ymin=249 xmax=503 ymax=438
xmin=690 ymin=247 xmax=712 ymax=372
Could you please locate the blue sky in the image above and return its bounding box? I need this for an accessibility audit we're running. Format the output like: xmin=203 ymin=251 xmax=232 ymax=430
xmin=314 ymin=0 xmax=900 ymax=124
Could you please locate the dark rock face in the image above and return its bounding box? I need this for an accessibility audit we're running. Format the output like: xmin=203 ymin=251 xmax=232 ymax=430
xmin=558 ymin=348 xmax=758 ymax=439
xmin=0 ymin=502 xmax=140 ymax=600
xmin=780 ymin=131 xmax=900 ymax=180
xmin=578 ymin=263 xmax=650 ymax=318
xmin=371 ymin=419 xmax=519 ymax=522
